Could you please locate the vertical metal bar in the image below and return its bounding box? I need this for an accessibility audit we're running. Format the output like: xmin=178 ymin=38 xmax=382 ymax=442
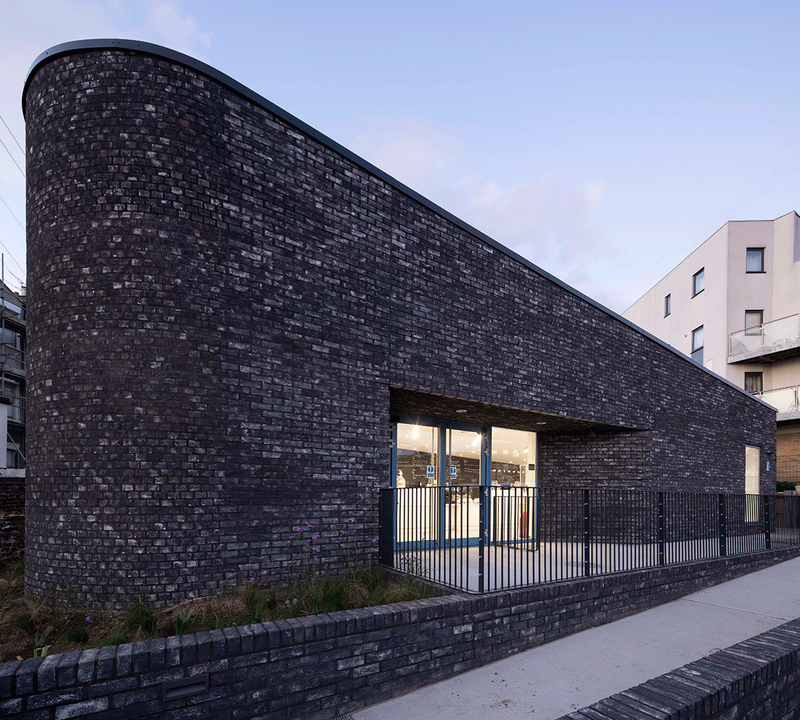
xmin=764 ymin=495 xmax=771 ymax=550
xmin=378 ymin=488 xmax=395 ymax=568
xmin=478 ymin=485 xmax=486 ymax=593
xmin=719 ymin=494 xmax=727 ymax=558
xmin=583 ymin=489 xmax=591 ymax=578
xmin=657 ymin=491 xmax=665 ymax=566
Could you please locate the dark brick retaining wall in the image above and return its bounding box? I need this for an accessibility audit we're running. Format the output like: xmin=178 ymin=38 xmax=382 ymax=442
xmin=558 ymin=618 xmax=800 ymax=720
xmin=0 ymin=474 xmax=24 ymax=560
xmin=2 ymin=548 xmax=799 ymax=720
xmin=23 ymin=41 xmax=777 ymax=607
xmin=0 ymin=474 xmax=24 ymax=516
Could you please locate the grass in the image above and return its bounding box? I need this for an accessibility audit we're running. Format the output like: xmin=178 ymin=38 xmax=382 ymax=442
xmin=0 ymin=556 xmax=439 ymax=662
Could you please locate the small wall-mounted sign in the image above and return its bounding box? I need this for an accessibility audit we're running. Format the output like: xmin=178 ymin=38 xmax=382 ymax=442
xmin=450 ymin=466 xmax=457 ymax=480
xmin=427 ymin=466 xmax=434 ymax=478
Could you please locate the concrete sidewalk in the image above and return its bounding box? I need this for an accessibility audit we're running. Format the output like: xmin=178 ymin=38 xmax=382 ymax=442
xmin=351 ymin=556 xmax=800 ymax=720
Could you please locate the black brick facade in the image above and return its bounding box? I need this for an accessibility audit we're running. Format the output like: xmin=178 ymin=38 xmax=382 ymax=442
xmin=23 ymin=41 xmax=777 ymax=607
xmin=1 ymin=548 xmax=799 ymax=720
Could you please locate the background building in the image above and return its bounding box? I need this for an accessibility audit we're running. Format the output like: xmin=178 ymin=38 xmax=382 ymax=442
xmin=0 ymin=280 xmax=25 ymax=470
xmin=23 ymin=40 xmax=777 ymax=608
xmin=624 ymin=213 xmax=800 ymax=486
xmin=0 ymin=280 xmax=25 ymax=561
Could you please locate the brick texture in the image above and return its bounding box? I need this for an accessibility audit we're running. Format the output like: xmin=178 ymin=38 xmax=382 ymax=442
xmin=559 ymin=616 xmax=800 ymax=720
xmin=1 ymin=547 xmax=799 ymax=720
xmin=23 ymin=43 xmax=777 ymax=607
xmin=777 ymin=423 xmax=800 ymax=485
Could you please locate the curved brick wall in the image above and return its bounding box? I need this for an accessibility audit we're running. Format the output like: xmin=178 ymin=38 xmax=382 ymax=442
xmin=24 ymin=42 xmax=777 ymax=607
xmin=24 ymin=47 xmax=389 ymax=606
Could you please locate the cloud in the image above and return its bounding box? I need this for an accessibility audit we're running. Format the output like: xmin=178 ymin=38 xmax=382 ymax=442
xmin=351 ymin=116 xmax=469 ymax=191
xmin=145 ymin=0 xmax=213 ymax=58
xmin=457 ymin=175 xmax=606 ymax=262
xmin=348 ymin=115 xmax=637 ymax=308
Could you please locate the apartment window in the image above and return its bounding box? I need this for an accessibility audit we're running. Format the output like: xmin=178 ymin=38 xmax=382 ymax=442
xmin=744 ymin=372 xmax=763 ymax=394
xmin=692 ymin=268 xmax=704 ymax=297
xmin=744 ymin=310 xmax=763 ymax=336
xmin=691 ymin=325 xmax=704 ymax=364
xmin=664 ymin=294 xmax=671 ymax=317
xmin=746 ymin=247 xmax=765 ymax=273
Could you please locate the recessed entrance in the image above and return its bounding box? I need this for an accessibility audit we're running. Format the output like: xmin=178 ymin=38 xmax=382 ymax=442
xmin=392 ymin=416 xmax=537 ymax=550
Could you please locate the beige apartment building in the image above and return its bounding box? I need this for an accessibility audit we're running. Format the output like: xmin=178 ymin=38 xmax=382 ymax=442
xmin=624 ymin=211 xmax=800 ymax=485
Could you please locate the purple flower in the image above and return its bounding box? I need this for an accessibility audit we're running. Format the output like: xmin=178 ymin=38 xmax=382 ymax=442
xmin=86 ymin=615 xmax=93 ymax=624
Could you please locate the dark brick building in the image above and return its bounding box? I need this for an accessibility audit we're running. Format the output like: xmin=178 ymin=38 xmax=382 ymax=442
xmin=23 ymin=40 xmax=776 ymax=607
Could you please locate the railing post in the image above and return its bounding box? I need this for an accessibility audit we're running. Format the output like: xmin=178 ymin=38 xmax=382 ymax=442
xmin=478 ymin=485 xmax=486 ymax=593
xmin=658 ymin=491 xmax=665 ymax=566
xmin=378 ymin=488 xmax=395 ymax=568
xmin=764 ymin=495 xmax=772 ymax=550
xmin=583 ymin=489 xmax=591 ymax=577
xmin=718 ymin=494 xmax=727 ymax=558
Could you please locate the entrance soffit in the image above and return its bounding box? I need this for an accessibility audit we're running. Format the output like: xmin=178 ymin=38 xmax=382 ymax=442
xmin=389 ymin=387 xmax=642 ymax=435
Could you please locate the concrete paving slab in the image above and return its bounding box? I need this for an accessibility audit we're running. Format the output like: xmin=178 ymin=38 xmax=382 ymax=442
xmin=351 ymin=557 xmax=800 ymax=720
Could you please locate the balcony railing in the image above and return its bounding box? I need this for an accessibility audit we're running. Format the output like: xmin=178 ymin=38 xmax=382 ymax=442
xmin=729 ymin=313 xmax=800 ymax=362
xmin=1 ymin=393 xmax=25 ymax=424
xmin=378 ymin=486 xmax=800 ymax=593
xmin=753 ymin=385 xmax=800 ymax=417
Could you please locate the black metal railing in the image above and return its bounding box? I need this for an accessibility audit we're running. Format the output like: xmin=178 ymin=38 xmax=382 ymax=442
xmin=378 ymin=486 xmax=800 ymax=593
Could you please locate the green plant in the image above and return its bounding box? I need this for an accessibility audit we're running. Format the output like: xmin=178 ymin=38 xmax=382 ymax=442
xmin=303 ymin=577 xmax=346 ymax=616
xmin=200 ymin=589 xmax=239 ymax=631
xmin=398 ymin=554 xmax=429 ymax=579
xmin=60 ymin=620 xmax=89 ymax=644
xmin=98 ymin=631 xmax=129 ymax=648
xmin=280 ymin=597 xmax=300 ymax=618
xmin=33 ymin=625 xmax=53 ymax=657
xmin=0 ymin=556 xmax=439 ymax=661
xmin=122 ymin=599 xmax=156 ymax=637
xmin=241 ymin=585 xmax=271 ymax=624
xmin=173 ymin=608 xmax=195 ymax=636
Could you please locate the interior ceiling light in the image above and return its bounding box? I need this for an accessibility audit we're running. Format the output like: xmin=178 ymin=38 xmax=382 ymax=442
xmin=537 ymin=421 xmax=547 ymax=425
xmin=413 ymin=425 xmax=419 ymax=439
xmin=456 ymin=409 xmax=467 ymax=413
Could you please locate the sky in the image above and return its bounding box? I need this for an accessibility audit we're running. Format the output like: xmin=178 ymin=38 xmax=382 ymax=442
xmin=1 ymin=0 xmax=799 ymax=311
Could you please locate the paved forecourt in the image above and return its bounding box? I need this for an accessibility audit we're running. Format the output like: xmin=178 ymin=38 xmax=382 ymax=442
xmin=351 ymin=555 xmax=800 ymax=720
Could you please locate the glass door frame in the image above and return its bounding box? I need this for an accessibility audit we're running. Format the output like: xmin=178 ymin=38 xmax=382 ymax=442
xmin=392 ymin=414 xmax=490 ymax=548
xmin=392 ymin=414 xmax=491 ymax=489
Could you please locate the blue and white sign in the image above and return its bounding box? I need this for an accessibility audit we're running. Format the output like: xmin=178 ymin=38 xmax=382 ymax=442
xmin=450 ymin=466 xmax=457 ymax=480
xmin=427 ymin=465 xmax=434 ymax=478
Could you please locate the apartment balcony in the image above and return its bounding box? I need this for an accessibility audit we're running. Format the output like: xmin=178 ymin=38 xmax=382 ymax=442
xmin=728 ymin=314 xmax=800 ymax=363
xmin=753 ymin=385 xmax=800 ymax=422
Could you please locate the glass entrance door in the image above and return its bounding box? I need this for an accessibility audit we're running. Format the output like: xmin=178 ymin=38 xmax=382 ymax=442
xmin=444 ymin=426 xmax=483 ymax=545
xmin=396 ymin=422 xmax=439 ymax=549
xmin=393 ymin=417 xmax=538 ymax=548
xmin=491 ymin=427 xmax=537 ymax=545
